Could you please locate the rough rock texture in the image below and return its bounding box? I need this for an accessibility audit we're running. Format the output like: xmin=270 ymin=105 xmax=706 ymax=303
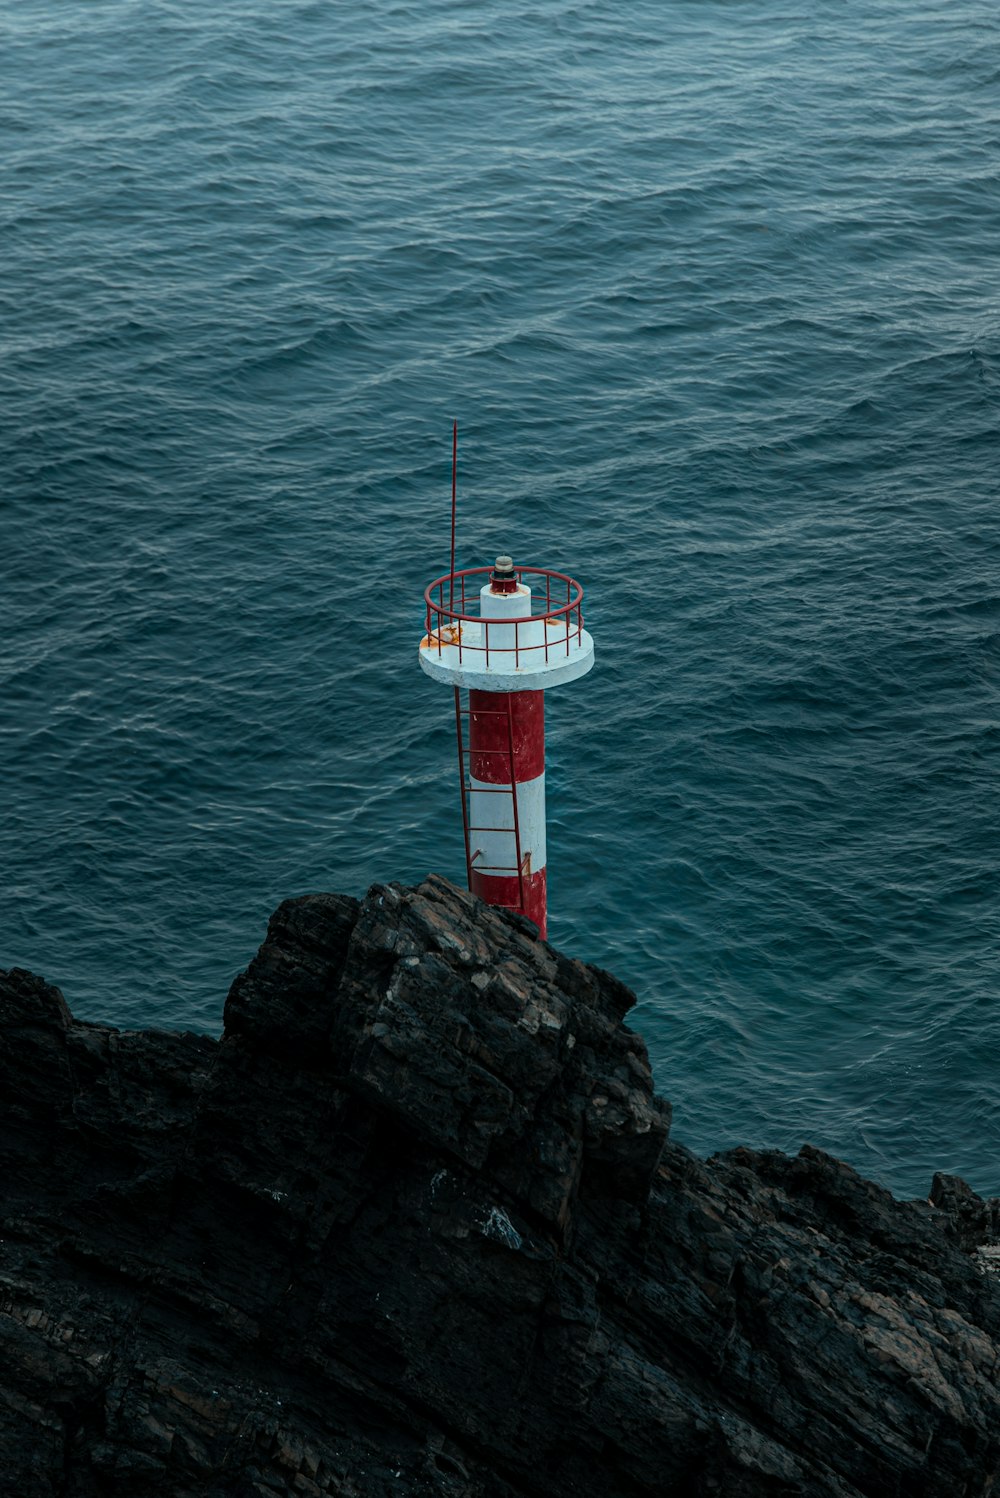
xmin=3 ymin=875 xmax=1000 ymax=1497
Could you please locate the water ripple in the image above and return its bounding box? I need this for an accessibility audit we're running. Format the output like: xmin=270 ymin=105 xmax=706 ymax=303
xmin=2 ymin=0 xmax=999 ymax=1198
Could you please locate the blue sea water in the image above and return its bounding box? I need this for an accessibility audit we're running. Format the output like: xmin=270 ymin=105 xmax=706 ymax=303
xmin=3 ymin=0 xmax=999 ymax=1199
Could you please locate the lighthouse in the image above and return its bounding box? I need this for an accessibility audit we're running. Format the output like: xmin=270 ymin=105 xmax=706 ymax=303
xmin=419 ymin=554 xmax=595 ymax=939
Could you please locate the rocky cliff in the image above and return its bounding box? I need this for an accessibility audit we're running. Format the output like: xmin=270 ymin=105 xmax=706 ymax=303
xmin=3 ymin=876 xmax=1000 ymax=1497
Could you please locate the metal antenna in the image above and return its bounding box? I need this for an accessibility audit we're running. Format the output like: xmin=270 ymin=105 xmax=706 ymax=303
xmin=449 ymin=420 xmax=458 ymax=614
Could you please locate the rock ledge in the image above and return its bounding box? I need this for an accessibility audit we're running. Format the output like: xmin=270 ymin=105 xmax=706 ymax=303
xmin=2 ymin=876 xmax=1000 ymax=1496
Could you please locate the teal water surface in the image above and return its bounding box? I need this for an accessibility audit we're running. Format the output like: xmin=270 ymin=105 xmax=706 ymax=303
xmin=3 ymin=0 xmax=999 ymax=1198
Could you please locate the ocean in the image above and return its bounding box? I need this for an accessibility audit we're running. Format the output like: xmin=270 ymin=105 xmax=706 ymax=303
xmin=3 ymin=0 xmax=999 ymax=1199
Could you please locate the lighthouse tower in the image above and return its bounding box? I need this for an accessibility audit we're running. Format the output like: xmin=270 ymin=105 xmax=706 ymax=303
xmin=419 ymin=555 xmax=594 ymax=939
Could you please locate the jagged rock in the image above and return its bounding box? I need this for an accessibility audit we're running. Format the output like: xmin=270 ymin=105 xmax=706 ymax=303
xmin=930 ymin=1171 xmax=1000 ymax=1251
xmin=2 ymin=875 xmax=1000 ymax=1496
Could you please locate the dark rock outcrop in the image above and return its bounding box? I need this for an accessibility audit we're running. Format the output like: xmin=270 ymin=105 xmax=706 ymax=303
xmin=3 ymin=875 xmax=1000 ymax=1496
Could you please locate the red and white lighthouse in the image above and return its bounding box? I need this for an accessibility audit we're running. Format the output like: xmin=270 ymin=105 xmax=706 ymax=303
xmin=419 ymin=554 xmax=595 ymax=939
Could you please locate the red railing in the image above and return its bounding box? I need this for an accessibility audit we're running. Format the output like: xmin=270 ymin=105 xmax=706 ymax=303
xmin=422 ymin=565 xmax=585 ymax=668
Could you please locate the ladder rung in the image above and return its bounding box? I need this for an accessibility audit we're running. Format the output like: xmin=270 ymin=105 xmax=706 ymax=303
xmin=469 ymin=854 xmax=531 ymax=872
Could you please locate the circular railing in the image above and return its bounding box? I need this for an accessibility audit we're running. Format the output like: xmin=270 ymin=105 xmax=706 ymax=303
xmin=422 ymin=565 xmax=585 ymax=669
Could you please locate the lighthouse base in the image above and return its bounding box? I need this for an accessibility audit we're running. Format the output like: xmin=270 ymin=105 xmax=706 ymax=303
xmin=471 ymin=864 xmax=547 ymax=938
